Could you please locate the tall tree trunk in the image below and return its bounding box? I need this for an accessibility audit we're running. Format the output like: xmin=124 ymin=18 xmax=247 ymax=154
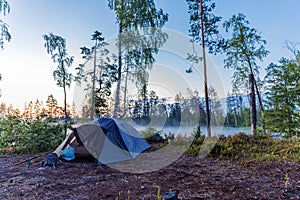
xmin=246 ymin=54 xmax=261 ymax=134
xmin=64 ymin=86 xmax=67 ymax=118
xmin=234 ymin=108 xmax=238 ymax=127
xmin=249 ymin=73 xmax=257 ymax=134
xmin=63 ymin=84 xmax=67 ymax=135
xmin=61 ymin=62 xmax=67 ymax=119
xmin=97 ymin=66 xmax=103 ymax=117
xmin=121 ymin=68 xmax=129 ymax=118
xmin=254 ymin=79 xmax=265 ymax=133
xmin=200 ymin=0 xmax=211 ymax=137
xmin=90 ymin=47 xmax=97 ymax=121
xmin=113 ymin=23 xmax=123 ymax=118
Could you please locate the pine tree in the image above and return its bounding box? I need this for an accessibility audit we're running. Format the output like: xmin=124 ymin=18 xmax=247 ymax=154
xmin=264 ymin=58 xmax=300 ymax=137
xmin=186 ymin=0 xmax=223 ymax=137
xmin=46 ymin=94 xmax=58 ymax=118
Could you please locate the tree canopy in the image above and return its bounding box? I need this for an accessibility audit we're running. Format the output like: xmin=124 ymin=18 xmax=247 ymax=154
xmin=43 ymin=33 xmax=73 ymax=118
xmin=76 ymin=31 xmax=117 ymax=118
xmin=222 ymin=13 xmax=269 ymax=92
xmin=264 ymin=58 xmax=300 ymax=137
xmin=108 ymin=0 xmax=168 ymax=117
xmin=186 ymin=0 xmax=223 ymax=54
xmin=0 ymin=0 xmax=11 ymax=49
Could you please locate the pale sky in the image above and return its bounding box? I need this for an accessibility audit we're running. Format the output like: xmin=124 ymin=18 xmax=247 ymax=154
xmin=0 ymin=0 xmax=299 ymax=110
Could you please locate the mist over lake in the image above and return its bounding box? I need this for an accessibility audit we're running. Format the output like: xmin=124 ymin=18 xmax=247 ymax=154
xmin=135 ymin=125 xmax=251 ymax=137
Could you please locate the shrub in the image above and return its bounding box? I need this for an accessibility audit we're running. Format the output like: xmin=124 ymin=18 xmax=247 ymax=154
xmin=140 ymin=126 xmax=163 ymax=143
xmin=186 ymin=131 xmax=300 ymax=162
xmin=0 ymin=117 xmax=65 ymax=154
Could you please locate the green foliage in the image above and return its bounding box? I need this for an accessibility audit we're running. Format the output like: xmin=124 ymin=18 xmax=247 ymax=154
xmin=186 ymin=0 xmax=223 ymax=54
xmin=0 ymin=0 xmax=10 ymax=14
xmin=0 ymin=117 xmax=65 ymax=154
xmin=225 ymin=93 xmax=251 ymax=127
xmin=0 ymin=0 xmax=11 ymax=49
xmin=109 ymin=0 xmax=168 ymax=32
xmin=208 ymin=86 xmax=225 ymax=126
xmin=76 ymin=31 xmax=117 ymax=118
xmin=43 ymin=33 xmax=73 ymax=88
xmin=140 ymin=126 xmax=162 ymax=143
xmin=95 ymin=62 xmax=118 ymax=116
xmin=187 ymin=132 xmax=300 ymax=162
xmin=108 ymin=0 xmax=168 ymax=117
xmin=45 ymin=94 xmax=58 ymax=117
xmin=264 ymin=58 xmax=300 ymax=137
xmin=157 ymin=186 xmax=162 ymax=200
xmin=222 ymin=13 xmax=269 ymax=91
xmin=285 ymin=173 xmax=289 ymax=188
xmin=193 ymin=124 xmax=202 ymax=140
xmin=43 ymin=33 xmax=74 ymax=119
xmin=187 ymin=125 xmax=205 ymax=155
xmin=167 ymin=135 xmax=194 ymax=153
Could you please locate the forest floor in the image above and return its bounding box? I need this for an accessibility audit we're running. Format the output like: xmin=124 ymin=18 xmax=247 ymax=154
xmin=1 ymin=152 xmax=300 ymax=200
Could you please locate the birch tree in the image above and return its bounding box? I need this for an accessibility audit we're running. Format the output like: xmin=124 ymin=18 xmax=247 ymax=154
xmin=108 ymin=0 xmax=168 ymax=118
xmin=43 ymin=33 xmax=73 ymax=119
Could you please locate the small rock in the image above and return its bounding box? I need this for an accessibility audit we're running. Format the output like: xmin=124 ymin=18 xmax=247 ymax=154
xmin=282 ymin=189 xmax=300 ymax=199
xmin=163 ymin=190 xmax=180 ymax=200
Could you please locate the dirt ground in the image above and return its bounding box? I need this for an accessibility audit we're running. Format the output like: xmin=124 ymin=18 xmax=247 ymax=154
xmin=0 ymin=153 xmax=300 ymax=200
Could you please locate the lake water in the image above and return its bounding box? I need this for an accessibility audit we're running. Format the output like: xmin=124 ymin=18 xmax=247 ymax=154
xmin=135 ymin=126 xmax=251 ymax=137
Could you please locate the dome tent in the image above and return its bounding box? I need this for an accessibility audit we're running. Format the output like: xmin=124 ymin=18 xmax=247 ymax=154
xmin=54 ymin=118 xmax=150 ymax=165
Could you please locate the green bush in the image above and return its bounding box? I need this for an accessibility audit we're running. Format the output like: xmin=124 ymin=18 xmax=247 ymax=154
xmin=0 ymin=117 xmax=65 ymax=154
xmin=140 ymin=126 xmax=163 ymax=143
xmin=186 ymin=131 xmax=300 ymax=162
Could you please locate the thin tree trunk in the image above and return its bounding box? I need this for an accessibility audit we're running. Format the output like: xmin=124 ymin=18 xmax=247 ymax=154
xmin=245 ymin=54 xmax=258 ymax=134
xmin=121 ymin=68 xmax=129 ymax=118
xmin=200 ymin=0 xmax=211 ymax=137
xmin=61 ymin=62 xmax=67 ymax=119
xmin=254 ymin=79 xmax=265 ymax=133
xmin=63 ymin=75 xmax=67 ymax=135
xmin=97 ymin=67 xmax=103 ymax=117
xmin=234 ymin=109 xmax=238 ymax=127
xmin=90 ymin=46 xmax=97 ymax=121
xmin=113 ymin=23 xmax=123 ymax=118
xmin=64 ymin=86 xmax=67 ymax=118
xmin=249 ymin=73 xmax=256 ymax=134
